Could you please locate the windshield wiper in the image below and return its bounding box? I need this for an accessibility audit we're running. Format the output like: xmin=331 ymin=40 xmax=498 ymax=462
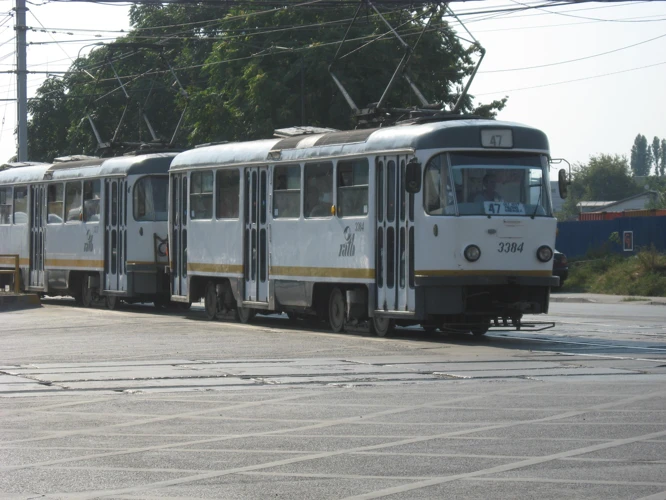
xmin=531 ymin=183 xmax=542 ymax=219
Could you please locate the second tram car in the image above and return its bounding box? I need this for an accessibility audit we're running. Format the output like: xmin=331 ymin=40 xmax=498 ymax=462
xmin=0 ymin=153 xmax=175 ymax=307
xmin=168 ymin=117 xmax=561 ymax=336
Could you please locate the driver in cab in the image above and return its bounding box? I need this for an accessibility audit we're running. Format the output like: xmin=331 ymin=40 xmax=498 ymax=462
xmin=474 ymin=173 xmax=503 ymax=202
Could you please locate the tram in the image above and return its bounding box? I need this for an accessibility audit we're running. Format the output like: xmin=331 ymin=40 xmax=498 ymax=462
xmin=168 ymin=116 xmax=563 ymax=336
xmin=0 ymin=153 xmax=175 ymax=308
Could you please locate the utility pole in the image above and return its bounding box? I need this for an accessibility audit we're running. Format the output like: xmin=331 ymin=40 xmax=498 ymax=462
xmin=15 ymin=0 xmax=28 ymax=161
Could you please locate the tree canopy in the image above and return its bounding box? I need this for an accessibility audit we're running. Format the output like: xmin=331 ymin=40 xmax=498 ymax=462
xmin=27 ymin=3 xmax=506 ymax=161
xmin=559 ymin=154 xmax=643 ymax=220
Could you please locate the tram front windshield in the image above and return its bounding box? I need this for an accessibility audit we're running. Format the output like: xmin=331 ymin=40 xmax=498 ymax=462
xmin=424 ymin=152 xmax=552 ymax=217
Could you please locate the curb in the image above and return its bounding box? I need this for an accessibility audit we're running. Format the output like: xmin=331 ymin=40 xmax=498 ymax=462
xmin=550 ymin=296 xmax=666 ymax=306
xmin=550 ymin=297 xmax=596 ymax=303
xmin=0 ymin=293 xmax=41 ymax=311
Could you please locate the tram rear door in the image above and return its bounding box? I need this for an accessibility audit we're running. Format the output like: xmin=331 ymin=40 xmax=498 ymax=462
xmin=28 ymin=185 xmax=45 ymax=289
xmin=243 ymin=167 xmax=268 ymax=303
xmin=104 ymin=178 xmax=127 ymax=293
xmin=170 ymin=173 xmax=188 ymax=299
xmin=375 ymin=156 xmax=415 ymax=313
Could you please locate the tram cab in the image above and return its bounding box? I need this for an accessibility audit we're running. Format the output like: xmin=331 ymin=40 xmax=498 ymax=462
xmin=168 ymin=117 xmax=559 ymax=335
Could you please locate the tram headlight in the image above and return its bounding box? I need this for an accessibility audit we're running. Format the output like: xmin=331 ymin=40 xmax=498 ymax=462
xmin=157 ymin=242 xmax=168 ymax=257
xmin=537 ymin=245 xmax=553 ymax=262
xmin=464 ymin=244 xmax=481 ymax=262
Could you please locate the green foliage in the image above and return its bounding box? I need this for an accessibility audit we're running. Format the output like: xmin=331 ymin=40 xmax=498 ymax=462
xmin=558 ymin=154 xmax=642 ymax=221
xmin=27 ymin=78 xmax=72 ymax=161
xmin=631 ymin=134 xmax=650 ymax=176
xmin=26 ymin=4 xmax=503 ymax=160
xmin=564 ymin=248 xmax=666 ymax=297
xmin=651 ymin=136 xmax=661 ymax=176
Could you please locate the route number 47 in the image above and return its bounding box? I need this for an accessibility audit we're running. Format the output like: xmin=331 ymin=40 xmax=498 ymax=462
xmin=481 ymin=129 xmax=513 ymax=148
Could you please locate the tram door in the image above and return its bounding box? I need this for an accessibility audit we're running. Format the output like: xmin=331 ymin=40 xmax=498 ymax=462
xmin=29 ymin=185 xmax=45 ymax=288
xmin=375 ymin=156 xmax=415 ymax=312
xmin=243 ymin=167 xmax=268 ymax=303
xmin=170 ymin=173 xmax=188 ymax=298
xmin=104 ymin=178 xmax=127 ymax=292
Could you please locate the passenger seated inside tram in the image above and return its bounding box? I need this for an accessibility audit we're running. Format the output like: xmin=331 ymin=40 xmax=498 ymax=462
xmin=67 ymin=207 xmax=82 ymax=222
xmin=84 ymin=195 xmax=101 ymax=222
xmin=474 ymin=173 xmax=504 ymax=202
xmin=305 ymin=186 xmax=331 ymax=217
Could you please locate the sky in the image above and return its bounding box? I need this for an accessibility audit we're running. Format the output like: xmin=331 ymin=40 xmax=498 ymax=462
xmin=0 ymin=0 xmax=664 ymax=171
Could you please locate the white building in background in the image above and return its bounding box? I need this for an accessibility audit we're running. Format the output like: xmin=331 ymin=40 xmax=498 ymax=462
xmin=576 ymin=191 xmax=661 ymax=214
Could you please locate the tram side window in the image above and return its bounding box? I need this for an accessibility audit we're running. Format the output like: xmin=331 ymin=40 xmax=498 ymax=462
xmin=0 ymin=187 xmax=11 ymax=225
xmin=273 ymin=165 xmax=300 ymax=218
xmin=134 ymin=176 xmax=169 ymax=222
xmin=216 ymin=169 xmax=240 ymax=219
xmin=83 ymin=180 xmax=101 ymax=222
xmin=424 ymin=154 xmax=453 ymax=215
xmin=12 ymin=186 xmax=28 ymax=224
xmin=304 ymin=162 xmax=333 ymax=218
xmin=337 ymin=158 xmax=369 ymax=218
xmin=65 ymin=182 xmax=82 ymax=222
xmin=190 ymin=171 xmax=213 ymax=220
xmin=47 ymin=184 xmax=64 ymax=224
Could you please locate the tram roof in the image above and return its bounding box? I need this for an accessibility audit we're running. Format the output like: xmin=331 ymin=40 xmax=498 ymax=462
xmin=170 ymin=118 xmax=550 ymax=171
xmin=0 ymin=153 xmax=176 ymax=185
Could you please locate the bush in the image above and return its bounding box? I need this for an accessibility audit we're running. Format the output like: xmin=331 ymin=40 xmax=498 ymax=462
xmin=564 ymin=247 xmax=666 ymax=297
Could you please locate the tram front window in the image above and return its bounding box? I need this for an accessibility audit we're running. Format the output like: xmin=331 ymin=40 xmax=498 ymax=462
xmin=134 ymin=176 xmax=169 ymax=221
xmin=424 ymin=152 xmax=551 ymax=217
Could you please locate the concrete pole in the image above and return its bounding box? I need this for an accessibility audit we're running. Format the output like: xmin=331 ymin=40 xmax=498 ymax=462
xmin=15 ymin=0 xmax=28 ymax=161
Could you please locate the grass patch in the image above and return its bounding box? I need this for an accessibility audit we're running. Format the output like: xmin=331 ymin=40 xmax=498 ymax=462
xmin=563 ymin=246 xmax=666 ymax=297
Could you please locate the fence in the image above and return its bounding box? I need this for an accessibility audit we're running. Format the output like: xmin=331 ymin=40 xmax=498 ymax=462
xmin=556 ymin=216 xmax=666 ymax=259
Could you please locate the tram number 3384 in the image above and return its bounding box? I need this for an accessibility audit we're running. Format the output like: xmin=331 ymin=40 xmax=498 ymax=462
xmin=498 ymin=242 xmax=524 ymax=253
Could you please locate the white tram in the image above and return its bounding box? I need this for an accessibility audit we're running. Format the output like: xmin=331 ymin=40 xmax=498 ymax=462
xmin=0 ymin=153 xmax=175 ymax=308
xmin=168 ymin=117 xmax=562 ymax=336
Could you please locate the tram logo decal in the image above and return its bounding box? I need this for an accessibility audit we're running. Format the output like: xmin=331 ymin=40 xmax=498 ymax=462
xmin=84 ymin=230 xmax=94 ymax=253
xmin=339 ymin=226 xmax=355 ymax=257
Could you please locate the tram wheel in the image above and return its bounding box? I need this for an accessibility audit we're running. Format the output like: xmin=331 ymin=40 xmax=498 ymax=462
xmin=105 ymin=295 xmax=120 ymax=310
xmin=81 ymin=275 xmax=94 ymax=308
xmin=236 ymin=306 xmax=255 ymax=324
xmin=370 ymin=315 xmax=395 ymax=337
xmin=471 ymin=319 xmax=490 ymax=337
xmin=153 ymin=296 xmax=169 ymax=309
xmin=204 ymin=282 xmax=218 ymax=320
xmin=328 ymin=287 xmax=346 ymax=333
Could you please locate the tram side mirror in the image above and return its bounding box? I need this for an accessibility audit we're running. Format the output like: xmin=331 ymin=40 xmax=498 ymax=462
xmin=557 ymin=168 xmax=569 ymax=199
xmin=405 ymin=159 xmax=422 ymax=194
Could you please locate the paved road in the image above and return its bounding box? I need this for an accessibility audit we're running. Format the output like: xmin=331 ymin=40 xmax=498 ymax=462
xmin=1 ymin=300 xmax=665 ymax=499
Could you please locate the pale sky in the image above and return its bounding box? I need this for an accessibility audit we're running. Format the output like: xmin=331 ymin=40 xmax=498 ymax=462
xmin=0 ymin=0 xmax=664 ymax=170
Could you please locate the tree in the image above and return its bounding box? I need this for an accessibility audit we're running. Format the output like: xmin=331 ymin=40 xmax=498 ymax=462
xmin=630 ymin=134 xmax=650 ymax=176
xmin=651 ymin=136 xmax=661 ymax=176
xmin=27 ymin=3 xmax=505 ymax=160
xmin=27 ymin=78 xmax=72 ymax=161
xmin=661 ymin=139 xmax=666 ymax=177
xmin=559 ymin=154 xmax=643 ymax=220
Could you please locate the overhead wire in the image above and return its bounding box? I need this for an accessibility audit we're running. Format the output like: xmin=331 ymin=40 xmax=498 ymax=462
xmin=510 ymin=0 xmax=666 ymax=23
xmin=480 ymin=32 xmax=666 ymax=73
xmin=476 ymin=60 xmax=666 ymax=96
xmin=9 ymin=0 xmax=666 ymax=106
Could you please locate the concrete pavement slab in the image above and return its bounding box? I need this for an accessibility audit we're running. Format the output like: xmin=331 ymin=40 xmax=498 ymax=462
xmin=383 ymin=479 xmax=665 ymax=500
